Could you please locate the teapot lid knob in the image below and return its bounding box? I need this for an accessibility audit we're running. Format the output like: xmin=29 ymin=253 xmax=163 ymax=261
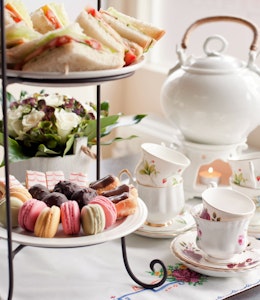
xmin=203 ymin=35 xmax=228 ymax=56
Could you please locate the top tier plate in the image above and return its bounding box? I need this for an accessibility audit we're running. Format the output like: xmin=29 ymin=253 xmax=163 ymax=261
xmin=3 ymin=56 xmax=145 ymax=87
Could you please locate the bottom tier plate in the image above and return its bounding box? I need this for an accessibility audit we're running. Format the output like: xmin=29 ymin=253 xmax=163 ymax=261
xmin=0 ymin=198 xmax=147 ymax=248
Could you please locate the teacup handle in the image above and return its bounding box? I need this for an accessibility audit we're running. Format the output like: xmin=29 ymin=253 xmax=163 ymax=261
xmin=118 ymin=169 xmax=136 ymax=186
xmin=249 ymin=161 xmax=258 ymax=188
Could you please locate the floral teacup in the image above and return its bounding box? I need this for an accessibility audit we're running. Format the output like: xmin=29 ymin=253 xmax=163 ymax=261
xmin=134 ymin=143 xmax=190 ymax=187
xmin=202 ymin=187 xmax=255 ymax=221
xmin=228 ymin=152 xmax=260 ymax=189
xmin=191 ymin=204 xmax=251 ymax=262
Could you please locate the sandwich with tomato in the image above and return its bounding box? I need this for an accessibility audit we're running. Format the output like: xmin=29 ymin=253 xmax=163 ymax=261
xmin=30 ymin=2 xmax=70 ymax=34
xmin=100 ymin=7 xmax=165 ymax=51
xmin=4 ymin=0 xmax=33 ymax=28
xmin=5 ymin=22 xmax=41 ymax=48
xmin=6 ymin=23 xmax=125 ymax=72
xmin=76 ymin=6 xmax=144 ymax=67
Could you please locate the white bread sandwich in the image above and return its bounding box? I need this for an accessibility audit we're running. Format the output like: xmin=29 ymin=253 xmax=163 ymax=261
xmin=5 ymin=22 xmax=41 ymax=48
xmin=100 ymin=7 xmax=165 ymax=52
xmin=76 ymin=7 xmax=143 ymax=66
xmin=4 ymin=0 xmax=33 ymax=28
xmin=30 ymin=2 xmax=70 ymax=34
xmin=6 ymin=23 xmax=125 ymax=72
xmin=76 ymin=7 xmax=125 ymax=54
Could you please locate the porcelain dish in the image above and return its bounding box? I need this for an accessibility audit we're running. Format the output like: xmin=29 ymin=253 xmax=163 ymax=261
xmin=135 ymin=209 xmax=195 ymax=238
xmin=170 ymin=230 xmax=260 ymax=277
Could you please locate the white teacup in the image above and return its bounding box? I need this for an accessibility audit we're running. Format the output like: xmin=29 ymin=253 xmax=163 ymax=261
xmin=228 ymin=152 xmax=260 ymax=189
xmin=137 ymin=181 xmax=185 ymax=226
xmin=191 ymin=204 xmax=251 ymax=262
xmin=202 ymin=187 xmax=255 ymax=221
xmin=135 ymin=143 xmax=190 ymax=187
xmin=230 ymin=179 xmax=260 ymax=226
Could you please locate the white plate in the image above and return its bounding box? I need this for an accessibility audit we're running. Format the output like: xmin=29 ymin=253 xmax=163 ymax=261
xmin=134 ymin=210 xmax=195 ymax=239
xmin=0 ymin=198 xmax=147 ymax=248
xmin=5 ymin=57 xmax=145 ymax=86
xmin=170 ymin=230 xmax=260 ymax=277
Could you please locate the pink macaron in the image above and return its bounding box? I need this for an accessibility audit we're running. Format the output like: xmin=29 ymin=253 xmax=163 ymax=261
xmin=90 ymin=195 xmax=117 ymax=229
xmin=60 ymin=200 xmax=81 ymax=235
xmin=18 ymin=198 xmax=47 ymax=232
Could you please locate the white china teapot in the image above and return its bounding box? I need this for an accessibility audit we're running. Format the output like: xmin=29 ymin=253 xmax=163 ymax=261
xmin=161 ymin=16 xmax=260 ymax=145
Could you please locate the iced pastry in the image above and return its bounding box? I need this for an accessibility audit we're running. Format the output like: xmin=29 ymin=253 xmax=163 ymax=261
xmin=69 ymin=172 xmax=88 ymax=188
xmin=89 ymin=175 xmax=120 ymax=194
xmin=18 ymin=198 xmax=47 ymax=232
xmin=26 ymin=170 xmax=47 ymax=189
xmin=45 ymin=171 xmax=65 ymax=191
xmin=0 ymin=196 xmax=23 ymax=228
xmin=81 ymin=203 xmax=105 ymax=235
xmin=114 ymin=185 xmax=138 ymax=219
xmin=71 ymin=187 xmax=97 ymax=209
xmin=34 ymin=205 xmax=61 ymax=238
xmin=60 ymin=200 xmax=81 ymax=235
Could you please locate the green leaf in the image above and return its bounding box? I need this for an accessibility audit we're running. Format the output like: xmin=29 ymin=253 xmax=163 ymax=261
xmin=0 ymin=133 xmax=30 ymax=167
xmin=35 ymin=144 xmax=61 ymax=157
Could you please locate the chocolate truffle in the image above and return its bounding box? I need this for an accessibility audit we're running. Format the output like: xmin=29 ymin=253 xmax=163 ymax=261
xmin=42 ymin=192 xmax=68 ymax=207
xmin=53 ymin=181 xmax=81 ymax=198
xmin=71 ymin=188 xmax=97 ymax=209
xmin=29 ymin=184 xmax=50 ymax=200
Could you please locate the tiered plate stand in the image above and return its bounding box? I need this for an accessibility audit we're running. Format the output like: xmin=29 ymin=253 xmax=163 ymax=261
xmin=0 ymin=1 xmax=167 ymax=299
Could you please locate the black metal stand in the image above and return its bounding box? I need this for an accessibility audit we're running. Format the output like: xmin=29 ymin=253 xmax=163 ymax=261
xmin=0 ymin=1 xmax=168 ymax=299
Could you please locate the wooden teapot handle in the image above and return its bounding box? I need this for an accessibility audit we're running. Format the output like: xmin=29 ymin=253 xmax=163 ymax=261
xmin=181 ymin=16 xmax=259 ymax=51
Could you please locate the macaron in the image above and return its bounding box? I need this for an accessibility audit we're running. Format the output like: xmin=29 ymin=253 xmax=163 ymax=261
xmin=81 ymin=204 xmax=105 ymax=235
xmin=0 ymin=196 xmax=23 ymax=228
xmin=18 ymin=198 xmax=47 ymax=232
xmin=60 ymin=200 xmax=81 ymax=235
xmin=90 ymin=195 xmax=117 ymax=229
xmin=10 ymin=186 xmax=32 ymax=203
xmin=34 ymin=205 xmax=61 ymax=238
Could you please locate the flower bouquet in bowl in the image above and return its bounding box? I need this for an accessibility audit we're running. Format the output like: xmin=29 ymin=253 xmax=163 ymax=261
xmin=0 ymin=90 xmax=146 ymax=180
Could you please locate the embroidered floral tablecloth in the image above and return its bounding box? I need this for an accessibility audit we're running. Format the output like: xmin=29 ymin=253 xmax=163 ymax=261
xmin=0 ymin=233 xmax=259 ymax=300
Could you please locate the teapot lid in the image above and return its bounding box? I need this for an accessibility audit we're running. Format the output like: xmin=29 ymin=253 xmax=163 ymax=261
xmin=182 ymin=35 xmax=245 ymax=74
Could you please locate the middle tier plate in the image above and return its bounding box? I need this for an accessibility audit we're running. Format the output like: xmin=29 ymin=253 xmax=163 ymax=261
xmin=0 ymin=198 xmax=147 ymax=248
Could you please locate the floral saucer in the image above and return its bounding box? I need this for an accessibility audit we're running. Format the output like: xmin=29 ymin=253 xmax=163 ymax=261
xmin=170 ymin=230 xmax=260 ymax=277
xmin=135 ymin=210 xmax=195 ymax=239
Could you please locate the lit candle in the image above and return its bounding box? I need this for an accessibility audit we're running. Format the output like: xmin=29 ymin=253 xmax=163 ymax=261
xmin=199 ymin=167 xmax=222 ymax=185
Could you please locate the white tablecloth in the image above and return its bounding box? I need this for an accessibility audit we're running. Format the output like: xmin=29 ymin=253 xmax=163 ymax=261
xmin=1 ymin=232 xmax=260 ymax=300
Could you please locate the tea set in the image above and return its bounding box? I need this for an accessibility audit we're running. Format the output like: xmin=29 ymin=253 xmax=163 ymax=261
xmin=132 ymin=142 xmax=260 ymax=275
xmin=133 ymin=15 xmax=260 ymax=276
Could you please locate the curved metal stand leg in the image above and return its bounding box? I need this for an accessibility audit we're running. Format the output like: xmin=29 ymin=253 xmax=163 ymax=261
xmin=121 ymin=237 xmax=168 ymax=289
xmin=12 ymin=245 xmax=26 ymax=259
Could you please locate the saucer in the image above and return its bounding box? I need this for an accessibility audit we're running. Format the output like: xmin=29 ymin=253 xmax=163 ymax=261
xmin=170 ymin=230 xmax=260 ymax=277
xmin=135 ymin=210 xmax=195 ymax=238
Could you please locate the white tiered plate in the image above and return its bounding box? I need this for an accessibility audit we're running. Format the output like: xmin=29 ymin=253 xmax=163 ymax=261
xmin=5 ymin=57 xmax=145 ymax=86
xmin=0 ymin=198 xmax=147 ymax=248
xmin=170 ymin=230 xmax=260 ymax=277
xmin=134 ymin=210 xmax=195 ymax=239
